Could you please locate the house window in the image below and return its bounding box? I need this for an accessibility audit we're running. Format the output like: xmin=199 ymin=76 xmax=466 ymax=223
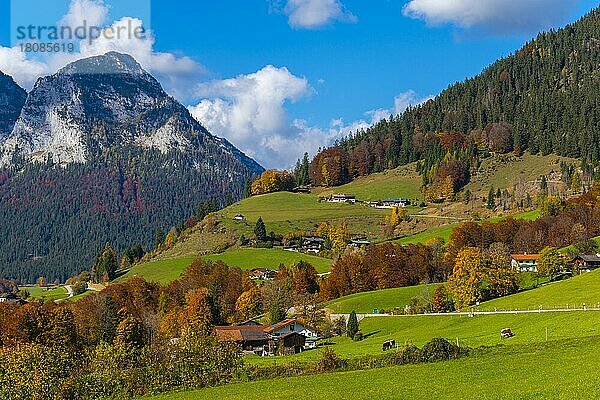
xmin=290 ymin=324 xmax=295 ymax=331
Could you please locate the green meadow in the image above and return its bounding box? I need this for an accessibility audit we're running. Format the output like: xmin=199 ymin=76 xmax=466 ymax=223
xmin=151 ymin=336 xmax=600 ymax=400
xmin=23 ymin=286 xmax=69 ymax=301
xmin=203 ymin=248 xmax=333 ymax=273
xmin=325 ymin=284 xmax=440 ymax=314
xmin=119 ymin=257 xmax=196 ymax=284
xmin=479 ymin=269 xmax=600 ymax=312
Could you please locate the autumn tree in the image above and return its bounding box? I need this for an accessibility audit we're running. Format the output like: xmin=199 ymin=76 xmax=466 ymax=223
xmin=114 ymin=316 xmax=145 ymax=349
xmin=386 ymin=207 xmax=406 ymax=229
xmin=179 ymin=288 xmax=213 ymax=335
xmin=572 ymin=172 xmax=582 ymax=193
xmin=234 ymin=285 xmax=262 ymax=321
xmin=537 ymin=247 xmax=566 ymax=280
xmin=310 ymin=147 xmax=350 ymax=187
xmin=251 ymin=170 xmax=296 ymax=195
xmin=431 ymin=285 xmax=453 ymax=313
xmin=448 ymin=247 xmax=485 ymax=308
xmin=485 ymin=242 xmax=518 ymax=298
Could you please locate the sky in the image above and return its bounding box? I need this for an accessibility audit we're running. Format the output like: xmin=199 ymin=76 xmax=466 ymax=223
xmin=1 ymin=0 xmax=599 ymax=168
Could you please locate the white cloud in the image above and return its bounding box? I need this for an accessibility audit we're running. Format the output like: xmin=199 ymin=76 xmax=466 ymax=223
xmin=189 ymin=65 xmax=315 ymax=167
xmin=0 ymin=0 xmax=205 ymax=100
xmin=403 ymin=0 xmax=579 ymax=34
xmin=190 ymin=77 xmax=431 ymax=169
xmin=368 ymin=90 xmax=434 ymax=123
xmin=280 ymin=0 xmax=357 ymax=29
xmin=0 ymin=47 xmax=49 ymax=89
xmin=59 ymin=0 xmax=109 ymax=29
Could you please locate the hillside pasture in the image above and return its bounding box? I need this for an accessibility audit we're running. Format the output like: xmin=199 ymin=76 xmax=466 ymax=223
xmin=325 ymin=284 xmax=439 ymax=314
xmin=151 ymin=336 xmax=600 ymax=400
xmin=203 ymin=248 xmax=333 ymax=273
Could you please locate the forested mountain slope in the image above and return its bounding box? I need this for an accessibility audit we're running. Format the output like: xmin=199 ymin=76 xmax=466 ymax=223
xmin=0 ymin=52 xmax=263 ymax=282
xmin=311 ymin=8 xmax=600 ymax=193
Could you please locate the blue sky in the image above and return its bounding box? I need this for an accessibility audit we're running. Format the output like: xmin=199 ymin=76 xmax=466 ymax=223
xmin=1 ymin=0 xmax=599 ymax=167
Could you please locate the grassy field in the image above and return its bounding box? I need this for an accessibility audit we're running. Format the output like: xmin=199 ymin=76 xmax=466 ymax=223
xmin=393 ymin=224 xmax=458 ymax=245
xmin=203 ymin=248 xmax=332 ymax=273
xmin=119 ymin=257 xmax=196 ymax=284
xmin=479 ymin=269 xmax=600 ymax=311
xmin=23 ymin=286 xmax=69 ymax=301
xmin=218 ymin=191 xmax=397 ymax=240
xmin=119 ymin=249 xmax=333 ymax=284
xmin=325 ymin=284 xmax=440 ymax=314
xmin=316 ymin=163 xmax=422 ymax=202
xmin=150 ymin=336 xmax=600 ymax=400
xmin=244 ymin=308 xmax=600 ymax=367
xmin=464 ymin=152 xmax=575 ymax=195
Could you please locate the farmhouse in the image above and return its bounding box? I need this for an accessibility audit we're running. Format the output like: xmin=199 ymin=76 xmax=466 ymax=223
xmin=511 ymin=254 xmax=540 ymax=272
xmin=212 ymin=326 xmax=271 ymax=356
xmin=350 ymin=239 xmax=371 ymax=248
xmin=248 ymin=268 xmax=278 ymax=281
xmin=302 ymin=237 xmax=326 ymax=254
xmin=264 ymin=319 xmax=320 ymax=349
xmin=213 ymin=318 xmax=320 ymax=356
xmin=328 ymin=194 xmax=356 ymax=203
xmin=233 ymin=214 xmax=245 ymax=221
xmin=380 ymin=198 xmax=410 ymax=208
xmin=0 ymin=293 xmax=25 ymax=304
xmin=573 ymin=254 xmax=600 ymax=272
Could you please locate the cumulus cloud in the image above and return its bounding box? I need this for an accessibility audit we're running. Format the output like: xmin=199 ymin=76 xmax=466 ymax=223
xmin=0 ymin=0 xmax=205 ymax=99
xmin=277 ymin=0 xmax=357 ymax=29
xmin=189 ymin=66 xmax=315 ymax=167
xmin=0 ymin=47 xmax=49 ymax=89
xmin=190 ymin=75 xmax=431 ymax=169
xmin=59 ymin=0 xmax=109 ymax=29
xmin=368 ymin=90 xmax=435 ymax=123
xmin=403 ymin=0 xmax=579 ymax=34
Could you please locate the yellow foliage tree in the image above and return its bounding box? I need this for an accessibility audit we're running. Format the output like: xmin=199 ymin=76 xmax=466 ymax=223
xmin=235 ymin=286 xmax=262 ymax=321
xmin=448 ymin=247 xmax=484 ymax=308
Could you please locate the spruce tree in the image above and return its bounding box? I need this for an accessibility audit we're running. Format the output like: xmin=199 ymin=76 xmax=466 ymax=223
xmin=254 ymin=217 xmax=267 ymax=242
xmin=347 ymin=310 xmax=359 ymax=339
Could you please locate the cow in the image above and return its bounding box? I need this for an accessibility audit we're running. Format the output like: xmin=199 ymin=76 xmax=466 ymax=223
xmin=501 ymin=328 xmax=515 ymax=338
xmin=382 ymin=339 xmax=396 ymax=351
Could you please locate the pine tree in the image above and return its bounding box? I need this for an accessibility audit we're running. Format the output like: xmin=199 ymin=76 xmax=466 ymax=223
xmin=92 ymin=243 xmax=118 ymax=282
xmin=487 ymin=187 xmax=496 ymax=210
xmin=155 ymin=228 xmax=165 ymax=249
xmin=571 ymin=172 xmax=581 ymax=193
xmin=346 ymin=310 xmax=359 ymax=339
xmin=254 ymin=217 xmax=267 ymax=242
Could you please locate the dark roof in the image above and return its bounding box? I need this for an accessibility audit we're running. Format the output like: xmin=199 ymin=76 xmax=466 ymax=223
xmin=577 ymin=254 xmax=600 ymax=263
xmin=213 ymin=326 xmax=269 ymax=342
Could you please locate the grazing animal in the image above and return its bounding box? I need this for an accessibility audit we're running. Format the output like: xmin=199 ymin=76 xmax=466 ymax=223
xmin=382 ymin=340 xmax=396 ymax=351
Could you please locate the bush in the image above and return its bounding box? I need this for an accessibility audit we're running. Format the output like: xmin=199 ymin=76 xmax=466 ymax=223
xmin=420 ymin=338 xmax=463 ymax=363
xmin=316 ymin=348 xmax=344 ymax=372
xmin=389 ymin=343 xmax=422 ymax=365
xmin=353 ymin=331 xmax=363 ymax=341
xmin=72 ymin=281 xmax=87 ymax=296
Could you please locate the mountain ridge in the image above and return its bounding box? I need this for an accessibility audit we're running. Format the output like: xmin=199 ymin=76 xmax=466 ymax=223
xmin=0 ymin=52 xmax=263 ymax=282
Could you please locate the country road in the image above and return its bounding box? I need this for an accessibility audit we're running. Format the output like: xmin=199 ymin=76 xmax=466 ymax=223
xmin=330 ymin=307 xmax=600 ymax=322
xmin=64 ymin=285 xmax=73 ymax=298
